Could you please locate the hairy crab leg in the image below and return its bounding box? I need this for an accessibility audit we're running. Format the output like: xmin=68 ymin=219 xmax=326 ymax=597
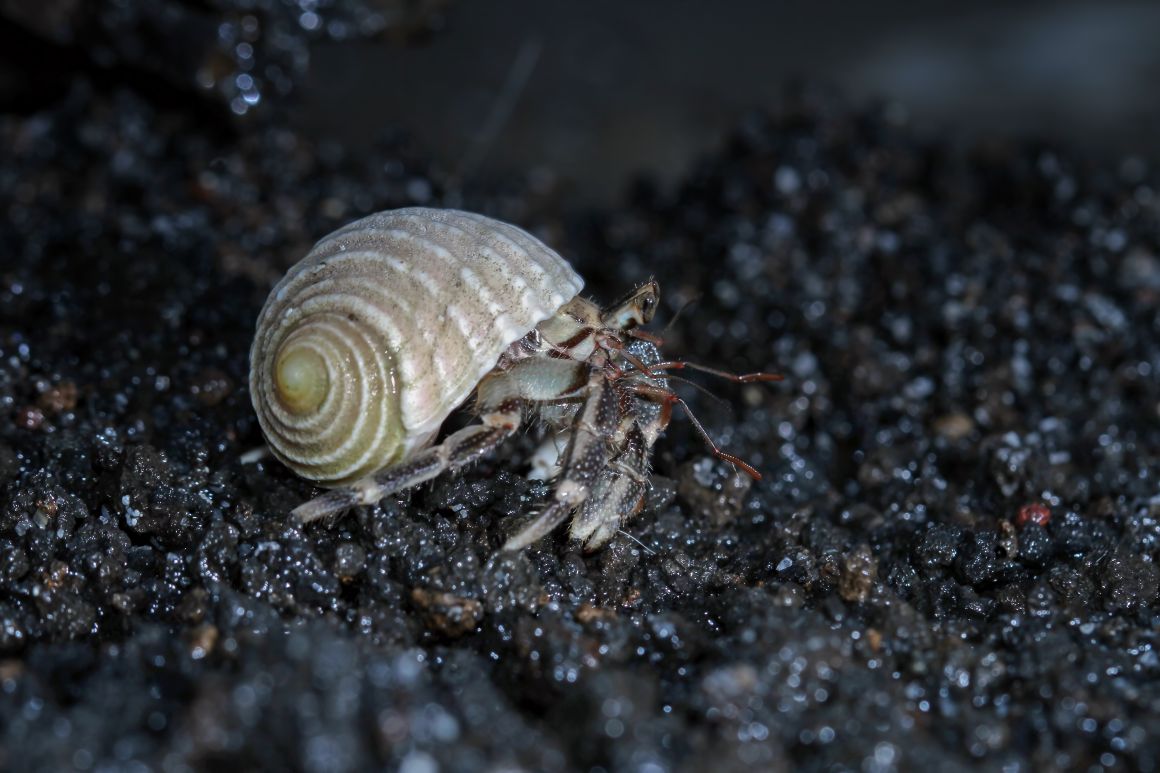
xmin=568 ymin=423 xmax=652 ymax=550
xmin=292 ymin=399 xmax=524 ymax=523
xmin=502 ymin=368 xmax=620 ymax=551
xmin=627 ymin=382 xmax=763 ymax=481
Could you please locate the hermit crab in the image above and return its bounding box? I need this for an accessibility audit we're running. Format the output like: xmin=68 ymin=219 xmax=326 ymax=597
xmin=249 ymin=207 xmax=777 ymax=550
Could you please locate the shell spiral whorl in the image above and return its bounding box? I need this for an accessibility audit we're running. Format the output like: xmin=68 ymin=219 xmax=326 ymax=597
xmin=250 ymin=207 xmax=584 ymax=488
xmin=251 ymin=264 xmax=405 ymax=486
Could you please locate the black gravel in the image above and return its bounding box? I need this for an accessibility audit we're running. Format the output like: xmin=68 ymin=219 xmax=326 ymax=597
xmin=0 ymin=0 xmax=444 ymax=119
xmin=2 ymin=74 xmax=1160 ymax=773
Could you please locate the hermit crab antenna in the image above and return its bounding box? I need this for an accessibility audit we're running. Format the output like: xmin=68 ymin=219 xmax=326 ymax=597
xmin=662 ymin=294 xmax=700 ymax=333
xmin=650 ymin=360 xmax=783 ymax=384
xmin=671 ymin=394 xmax=763 ymax=480
xmin=660 ymin=374 xmax=731 ymax=408
xmin=625 ymin=294 xmax=701 ymax=348
xmin=620 ymin=357 xmax=783 ymax=385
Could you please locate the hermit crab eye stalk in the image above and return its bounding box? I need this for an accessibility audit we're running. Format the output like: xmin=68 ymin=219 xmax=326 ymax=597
xmin=637 ymin=284 xmax=659 ymax=323
xmin=603 ymin=280 xmax=660 ymax=329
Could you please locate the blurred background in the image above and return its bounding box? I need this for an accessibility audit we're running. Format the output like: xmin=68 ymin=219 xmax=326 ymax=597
xmin=302 ymin=0 xmax=1160 ymax=202
xmin=2 ymin=0 xmax=1158 ymax=205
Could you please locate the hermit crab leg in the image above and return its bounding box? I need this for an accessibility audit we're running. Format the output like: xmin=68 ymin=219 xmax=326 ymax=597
xmin=294 ymin=356 xmax=594 ymax=523
xmin=627 ymin=382 xmax=763 ymax=480
xmin=502 ymin=368 xmax=619 ymax=551
xmin=292 ymin=398 xmax=524 ymax=523
xmin=568 ymin=423 xmax=652 ymax=550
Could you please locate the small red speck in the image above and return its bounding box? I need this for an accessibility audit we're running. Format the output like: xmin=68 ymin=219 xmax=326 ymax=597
xmin=1016 ymin=502 xmax=1051 ymax=528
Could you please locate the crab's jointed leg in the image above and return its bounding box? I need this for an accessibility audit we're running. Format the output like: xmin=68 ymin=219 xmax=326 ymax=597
xmin=567 ymin=422 xmax=653 ymax=550
xmin=292 ymin=399 xmax=523 ymax=523
xmin=293 ymin=357 xmax=589 ymax=524
xmin=502 ymin=367 xmax=622 ymax=551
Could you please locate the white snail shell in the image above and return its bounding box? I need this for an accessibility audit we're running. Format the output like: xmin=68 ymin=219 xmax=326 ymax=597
xmin=249 ymin=207 xmax=584 ymax=486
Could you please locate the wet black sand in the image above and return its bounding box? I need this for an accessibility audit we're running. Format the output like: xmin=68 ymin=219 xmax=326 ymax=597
xmin=1 ymin=68 xmax=1159 ymax=773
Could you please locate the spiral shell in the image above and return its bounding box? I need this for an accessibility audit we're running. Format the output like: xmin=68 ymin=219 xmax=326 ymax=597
xmin=250 ymin=207 xmax=584 ymax=486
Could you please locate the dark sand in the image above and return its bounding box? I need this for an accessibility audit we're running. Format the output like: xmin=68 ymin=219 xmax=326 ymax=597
xmin=1 ymin=8 xmax=1159 ymax=772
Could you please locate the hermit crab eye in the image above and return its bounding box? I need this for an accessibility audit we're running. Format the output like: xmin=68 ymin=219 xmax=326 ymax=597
xmin=637 ymin=288 xmax=659 ymax=324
